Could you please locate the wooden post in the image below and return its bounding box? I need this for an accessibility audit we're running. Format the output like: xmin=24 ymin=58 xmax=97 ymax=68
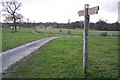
xmin=78 ymin=4 xmax=99 ymax=75
xmin=83 ymin=4 xmax=89 ymax=74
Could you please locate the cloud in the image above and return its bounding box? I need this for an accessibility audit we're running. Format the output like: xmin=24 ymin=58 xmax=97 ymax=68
xmin=0 ymin=0 xmax=119 ymax=23
xmin=103 ymin=0 xmax=119 ymax=12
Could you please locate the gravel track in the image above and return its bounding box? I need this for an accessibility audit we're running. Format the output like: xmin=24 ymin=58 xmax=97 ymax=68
xmin=0 ymin=37 xmax=58 ymax=73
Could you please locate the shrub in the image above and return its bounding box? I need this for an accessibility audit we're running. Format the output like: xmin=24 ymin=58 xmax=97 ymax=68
xmin=100 ymin=32 xmax=107 ymax=36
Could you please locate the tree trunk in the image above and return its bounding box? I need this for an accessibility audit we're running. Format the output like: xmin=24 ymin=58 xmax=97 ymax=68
xmin=11 ymin=23 xmax=14 ymax=33
xmin=13 ymin=16 xmax=17 ymax=32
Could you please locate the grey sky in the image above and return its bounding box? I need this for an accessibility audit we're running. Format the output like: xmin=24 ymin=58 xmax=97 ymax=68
xmin=118 ymin=1 xmax=120 ymax=23
xmin=103 ymin=1 xmax=118 ymax=12
xmin=0 ymin=0 xmax=119 ymax=23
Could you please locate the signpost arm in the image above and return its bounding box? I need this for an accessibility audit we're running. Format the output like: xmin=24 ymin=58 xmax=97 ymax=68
xmin=83 ymin=4 xmax=89 ymax=74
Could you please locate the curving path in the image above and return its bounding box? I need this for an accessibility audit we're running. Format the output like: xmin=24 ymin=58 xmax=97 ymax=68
xmin=0 ymin=37 xmax=58 ymax=73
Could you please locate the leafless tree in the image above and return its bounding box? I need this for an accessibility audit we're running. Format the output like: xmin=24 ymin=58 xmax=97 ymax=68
xmin=2 ymin=0 xmax=22 ymax=32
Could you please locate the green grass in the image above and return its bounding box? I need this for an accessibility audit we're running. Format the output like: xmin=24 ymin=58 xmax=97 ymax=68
xmin=3 ymin=27 xmax=118 ymax=52
xmin=2 ymin=28 xmax=50 ymax=51
xmin=36 ymin=28 xmax=83 ymax=36
xmin=88 ymin=36 xmax=118 ymax=78
xmin=2 ymin=27 xmax=118 ymax=78
xmin=36 ymin=28 xmax=118 ymax=36
xmin=4 ymin=36 xmax=118 ymax=78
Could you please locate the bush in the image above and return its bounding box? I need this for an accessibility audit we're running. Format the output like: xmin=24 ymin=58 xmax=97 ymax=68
xmin=59 ymin=29 xmax=62 ymax=32
xmin=68 ymin=30 xmax=71 ymax=34
xmin=100 ymin=32 xmax=107 ymax=36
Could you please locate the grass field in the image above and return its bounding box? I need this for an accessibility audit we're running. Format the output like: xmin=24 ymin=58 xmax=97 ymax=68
xmin=2 ymin=28 xmax=50 ymax=51
xmin=3 ymin=35 xmax=118 ymax=78
xmin=2 ymin=27 xmax=119 ymax=78
xmin=36 ymin=28 xmax=118 ymax=36
xmin=2 ymin=27 xmax=118 ymax=52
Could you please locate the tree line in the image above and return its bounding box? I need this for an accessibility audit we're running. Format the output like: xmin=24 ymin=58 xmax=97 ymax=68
xmin=1 ymin=0 xmax=120 ymax=32
xmin=2 ymin=20 xmax=119 ymax=31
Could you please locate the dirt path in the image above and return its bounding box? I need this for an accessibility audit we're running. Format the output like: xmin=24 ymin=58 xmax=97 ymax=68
xmin=0 ymin=37 xmax=58 ymax=73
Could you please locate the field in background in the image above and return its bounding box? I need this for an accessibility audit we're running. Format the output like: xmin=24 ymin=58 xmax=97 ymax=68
xmin=36 ymin=27 xmax=118 ymax=36
xmin=2 ymin=28 xmax=50 ymax=51
xmin=4 ymin=36 xmax=118 ymax=78
xmin=3 ymin=27 xmax=118 ymax=52
xmin=2 ymin=27 xmax=118 ymax=51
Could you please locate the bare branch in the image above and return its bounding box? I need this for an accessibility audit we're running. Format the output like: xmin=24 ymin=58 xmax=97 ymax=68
xmin=1 ymin=0 xmax=23 ymax=32
xmin=7 ymin=2 xmax=14 ymax=13
xmin=14 ymin=3 xmax=21 ymax=12
xmin=5 ymin=7 xmax=13 ymax=15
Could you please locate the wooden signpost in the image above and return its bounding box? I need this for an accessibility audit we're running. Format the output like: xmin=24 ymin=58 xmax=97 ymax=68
xmin=78 ymin=4 xmax=99 ymax=74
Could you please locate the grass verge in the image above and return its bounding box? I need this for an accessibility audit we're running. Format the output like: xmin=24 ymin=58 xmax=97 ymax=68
xmin=2 ymin=28 xmax=50 ymax=51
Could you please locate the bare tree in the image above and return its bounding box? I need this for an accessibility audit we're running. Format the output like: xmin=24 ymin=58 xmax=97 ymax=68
xmin=3 ymin=14 xmax=23 ymax=23
xmin=2 ymin=0 xmax=22 ymax=32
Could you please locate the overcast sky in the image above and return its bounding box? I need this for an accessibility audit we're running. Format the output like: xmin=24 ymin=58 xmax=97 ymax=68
xmin=0 ymin=0 xmax=119 ymax=23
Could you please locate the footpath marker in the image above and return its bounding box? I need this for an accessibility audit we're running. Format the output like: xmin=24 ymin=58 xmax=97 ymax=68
xmin=78 ymin=4 xmax=99 ymax=74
